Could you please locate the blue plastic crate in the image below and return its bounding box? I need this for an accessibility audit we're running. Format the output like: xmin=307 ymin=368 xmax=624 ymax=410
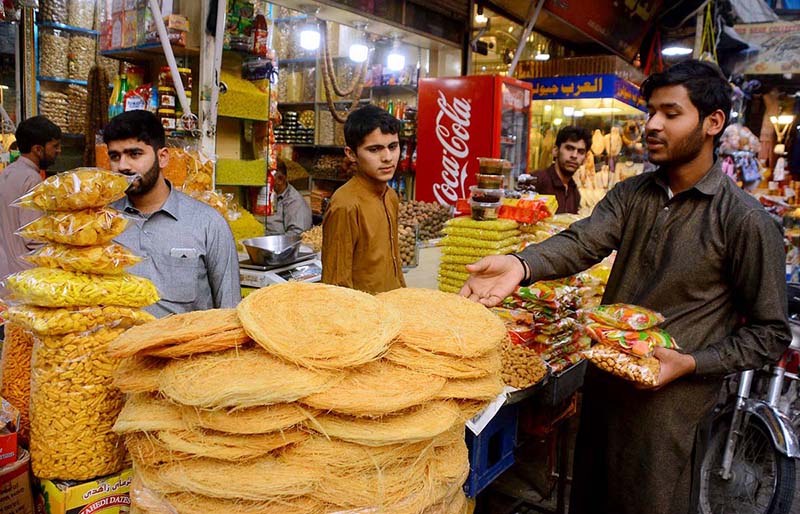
xmin=464 ymin=403 xmax=518 ymax=498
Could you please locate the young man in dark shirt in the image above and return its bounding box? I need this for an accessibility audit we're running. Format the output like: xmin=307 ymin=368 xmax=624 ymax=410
xmin=531 ymin=126 xmax=591 ymax=214
xmin=461 ymin=60 xmax=790 ymax=514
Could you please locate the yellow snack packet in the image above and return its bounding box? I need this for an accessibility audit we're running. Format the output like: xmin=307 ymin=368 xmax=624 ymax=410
xmin=3 ymin=267 xmax=159 ymax=308
xmin=14 ymin=168 xmax=131 ymax=211
xmin=5 ymin=305 xmax=155 ymax=335
xmin=440 ymin=235 xmax=521 ymax=250
xmin=24 ymin=243 xmax=142 ymax=275
xmin=18 ymin=207 xmax=128 ymax=246
xmin=445 ymin=217 xmax=519 ymax=232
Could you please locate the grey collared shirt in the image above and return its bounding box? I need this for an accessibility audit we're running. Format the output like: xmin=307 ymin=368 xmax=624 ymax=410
xmin=112 ymin=185 xmax=241 ymax=318
xmin=520 ymin=161 xmax=790 ymax=375
xmin=265 ymin=184 xmax=313 ymax=236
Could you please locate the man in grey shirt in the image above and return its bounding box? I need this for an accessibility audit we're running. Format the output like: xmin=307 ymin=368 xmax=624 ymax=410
xmin=461 ymin=61 xmax=791 ymax=514
xmin=0 ymin=116 xmax=61 ymax=280
xmin=105 ymin=110 xmax=240 ymax=318
xmin=265 ymin=159 xmax=312 ymax=236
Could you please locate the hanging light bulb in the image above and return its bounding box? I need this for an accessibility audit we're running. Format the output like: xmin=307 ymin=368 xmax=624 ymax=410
xmin=349 ymin=43 xmax=369 ymax=62
xmin=348 ymin=23 xmax=369 ymax=63
xmin=534 ymin=44 xmax=550 ymax=61
xmin=299 ymin=6 xmax=321 ymax=51
xmin=300 ymin=23 xmax=321 ymax=50
xmin=475 ymin=5 xmax=488 ymax=24
xmin=387 ymin=37 xmax=405 ymax=71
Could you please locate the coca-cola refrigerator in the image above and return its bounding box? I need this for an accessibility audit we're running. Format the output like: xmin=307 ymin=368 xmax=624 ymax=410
xmin=415 ymin=75 xmax=532 ymax=206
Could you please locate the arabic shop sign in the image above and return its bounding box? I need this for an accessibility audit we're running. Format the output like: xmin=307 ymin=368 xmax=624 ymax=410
xmin=525 ymin=75 xmax=646 ymax=112
xmin=614 ymin=77 xmax=646 ymax=111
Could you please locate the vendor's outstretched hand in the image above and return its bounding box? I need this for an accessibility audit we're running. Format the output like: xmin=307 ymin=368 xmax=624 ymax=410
xmin=636 ymin=346 xmax=696 ymax=390
xmin=459 ymin=255 xmax=524 ymax=307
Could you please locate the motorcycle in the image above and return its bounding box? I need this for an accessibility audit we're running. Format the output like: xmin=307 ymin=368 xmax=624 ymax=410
xmin=698 ymin=285 xmax=800 ymax=514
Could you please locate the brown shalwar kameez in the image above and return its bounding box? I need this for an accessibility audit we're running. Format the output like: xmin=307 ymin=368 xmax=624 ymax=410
xmin=517 ymin=162 xmax=791 ymax=514
xmin=321 ymin=174 xmax=406 ymax=295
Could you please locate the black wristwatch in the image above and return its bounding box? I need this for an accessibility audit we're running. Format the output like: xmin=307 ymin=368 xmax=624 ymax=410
xmin=510 ymin=254 xmax=533 ymax=287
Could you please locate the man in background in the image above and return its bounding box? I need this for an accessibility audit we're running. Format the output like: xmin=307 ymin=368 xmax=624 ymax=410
xmin=266 ymin=159 xmax=312 ymax=236
xmin=531 ymin=126 xmax=591 ymax=214
xmin=0 ymin=115 xmax=62 ymax=280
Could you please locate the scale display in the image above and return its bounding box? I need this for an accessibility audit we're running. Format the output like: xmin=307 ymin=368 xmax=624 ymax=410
xmin=277 ymin=264 xmax=322 ymax=282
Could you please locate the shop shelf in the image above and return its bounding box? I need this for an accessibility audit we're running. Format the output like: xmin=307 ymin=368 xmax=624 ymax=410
xmin=278 ymin=102 xmax=316 ymax=108
xmin=278 ymin=57 xmax=317 ymax=65
xmin=218 ymin=71 xmax=269 ymax=121
xmin=367 ymin=84 xmax=417 ymax=95
xmin=100 ymin=43 xmax=200 ymax=62
xmin=37 ymin=22 xmax=99 ymax=36
xmin=273 ymin=15 xmax=308 ymax=23
xmin=464 ymin=403 xmax=518 ymax=498
xmin=37 ymin=76 xmax=88 ymax=86
xmin=216 ymin=158 xmax=268 ymax=186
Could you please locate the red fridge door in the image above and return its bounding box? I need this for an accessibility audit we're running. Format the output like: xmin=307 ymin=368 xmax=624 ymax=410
xmin=416 ymin=76 xmax=497 ymax=206
xmin=496 ymin=77 xmax=532 ymax=186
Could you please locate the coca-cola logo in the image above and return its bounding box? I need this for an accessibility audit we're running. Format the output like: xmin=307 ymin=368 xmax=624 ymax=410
xmin=433 ymin=90 xmax=472 ymax=206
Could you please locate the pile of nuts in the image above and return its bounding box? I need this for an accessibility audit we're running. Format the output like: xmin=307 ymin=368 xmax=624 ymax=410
xmin=39 ymin=31 xmax=69 ymax=79
xmin=399 ymin=224 xmax=417 ymax=267
xmin=68 ymin=35 xmax=97 ymax=82
xmin=39 ymin=0 xmax=68 ymax=24
xmin=39 ymin=91 xmax=69 ymax=131
xmin=67 ymin=0 xmax=95 ymax=29
xmin=584 ymin=344 xmax=660 ymax=386
xmin=500 ymin=338 xmax=549 ymax=389
xmin=66 ymin=85 xmax=88 ymax=135
xmin=399 ymin=201 xmax=451 ymax=241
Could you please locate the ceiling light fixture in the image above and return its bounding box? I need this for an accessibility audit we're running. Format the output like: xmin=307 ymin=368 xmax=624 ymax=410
xmin=386 ymin=36 xmax=405 ymax=71
xmin=662 ymin=45 xmax=692 ymax=56
xmin=299 ymin=6 xmax=321 ymax=51
xmin=348 ymin=22 xmax=369 ymax=63
xmin=534 ymin=44 xmax=550 ymax=61
xmin=475 ymin=5 xmax=488 ymax=24
xmin=553 ymin=118 xmax=563 ymax=126
xmin=563 ymin=106 xmax=575 ymax=116
xmin=770 ymin=114 xmax=795 ymax=154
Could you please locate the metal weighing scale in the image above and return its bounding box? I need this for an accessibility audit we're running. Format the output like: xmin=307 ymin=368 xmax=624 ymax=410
xmin=239 ymin=246 xmax=322 ymax=288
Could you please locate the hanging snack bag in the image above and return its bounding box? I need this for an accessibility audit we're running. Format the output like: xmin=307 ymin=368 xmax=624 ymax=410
xmin=5 ymin=304 xmax=154 ymax=336
xmin=2 ymin=268 xmax=159 ymax=308
xmin=24 ymin=242 xmax=142 ymax=275
xmin=17 ymin=207 xmax=128 ymax=246
xmin=13 ymin=168 xmax=131 ymax=211
xmin=29 ymin=326 xmax=128 ymax=480
xmin=586 ymin=304 xmax=665 ymax=331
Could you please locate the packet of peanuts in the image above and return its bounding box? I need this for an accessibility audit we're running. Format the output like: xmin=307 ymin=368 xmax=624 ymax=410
xmin=583 ymin=343 xmax=660 ymax=386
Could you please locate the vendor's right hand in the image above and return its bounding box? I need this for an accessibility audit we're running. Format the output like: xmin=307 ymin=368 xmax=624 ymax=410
xmin=459 ymin=255 xmax=525 ymax=307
